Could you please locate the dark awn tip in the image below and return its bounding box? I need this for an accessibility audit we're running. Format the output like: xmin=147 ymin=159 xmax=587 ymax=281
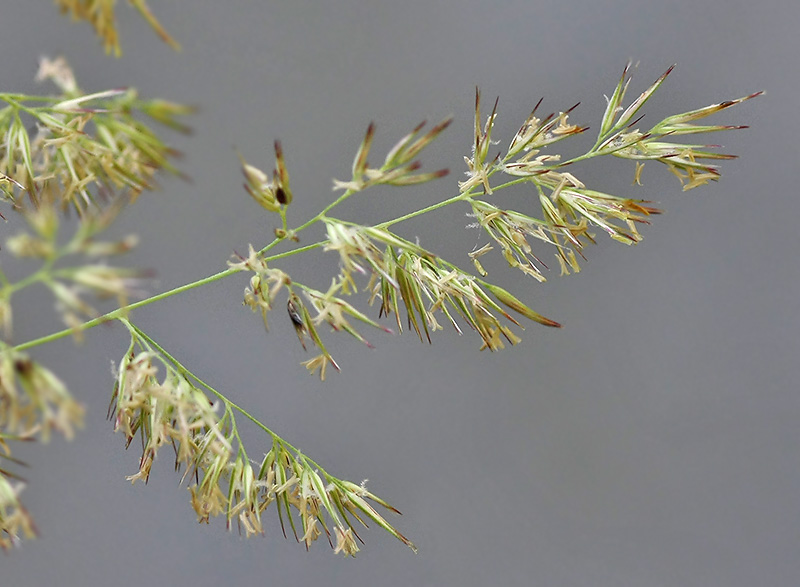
xmin=627 ymin=113 xmax=646 ymax=128
xmin=411 ymin=120 xmax=427 ymax=134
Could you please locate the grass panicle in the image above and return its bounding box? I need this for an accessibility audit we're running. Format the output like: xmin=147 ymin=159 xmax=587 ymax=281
xmin=2 ymin=59 xmax=760 ymax=554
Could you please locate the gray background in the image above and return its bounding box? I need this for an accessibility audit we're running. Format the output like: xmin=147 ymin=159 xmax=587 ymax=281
xmin=2 ymin=1 xmax=798 ymax=586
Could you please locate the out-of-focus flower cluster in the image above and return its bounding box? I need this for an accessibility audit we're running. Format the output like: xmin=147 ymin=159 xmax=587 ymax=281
xmin=110 ymin=322 xmax=413 ymax=555
xmin=0 ymin=347 xmax=84 ymax=549
xmin=1 ymin=58 xmax=189 ymax=338
xmin=4 ymin=192 xmax=147 ymax=339
xmin=0 ymin=463 xmax=36 ymax=551
xmin=1 ymin=56 xmax=190 ymax=215
xmin=0 ymin=59 xmax=188 ymax=548
xmin=0 ymin=349 xmax=84 ymax=443
xmin=55 ymin=0 xmax=180 ymax=56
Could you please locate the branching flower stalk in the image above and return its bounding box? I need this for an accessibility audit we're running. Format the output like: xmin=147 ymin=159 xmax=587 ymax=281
xmin=111 ymin=318 xmax=412 ymax=555
xmin=0 ymin=341 xmax=84 ymax=550
xmin=1 ymin=58 xmax=760 ymax=554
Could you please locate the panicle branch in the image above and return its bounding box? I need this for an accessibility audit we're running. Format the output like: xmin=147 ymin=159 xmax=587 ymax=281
xmin=458 ymin=64 xmax=759 ymax=277
xmin=108 ymin=320 xmax=414 ymax=555
xmin=230 ymin=66 xmax=758 ymax=374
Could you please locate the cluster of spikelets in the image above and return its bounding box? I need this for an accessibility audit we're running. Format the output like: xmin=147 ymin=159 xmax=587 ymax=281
xmin=460 ymin=65 xmax=761 ymax=280
xmin=1 ymin=57 xmax=190 ymax=216
xmin=0 ymin=348 xmax=84 ymax=549
xmin=233 ymin=112 xmax=567 ymax=379
xmin=109 ymin=320 xmax=413 ymax=556
xmin=231 ymin=220 xmax=561 ymax=381
xmin=232 ymin=65 xmax=760 ymax=381
xmin=55 ymin=0 xmax=181 ymax=56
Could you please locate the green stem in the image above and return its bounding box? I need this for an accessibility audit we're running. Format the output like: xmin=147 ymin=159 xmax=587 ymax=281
xmin=5 ymin=266 xmax=51 ymax=295
xmin=1 ymin=97 xmax=51 ymax=120
xmin=254 ymin=187 xmax=358 ymax=256
xmin=265 ymin=241 xmax=324 ymax=262
xmin=3 ymin=247 xmax=64 ymax=298
xmin=376 ymin=192 xmax=469 ymax=229
xmin=0 ymin=94 xmax=58 ymax=104
xmin=305 ymin=189 xmax=356 ymax=229
xmin=13 ymin=267 xmax=237 ymax=352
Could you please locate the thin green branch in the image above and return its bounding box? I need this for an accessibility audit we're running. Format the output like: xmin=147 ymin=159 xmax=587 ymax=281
xmin=12 ymin=267 xmax=235 ymax=352
xmin=375 ymin=191 xmax=469 ymax=229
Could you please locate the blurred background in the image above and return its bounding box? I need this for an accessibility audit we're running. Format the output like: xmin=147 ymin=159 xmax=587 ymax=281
xmin=2 ymin=1 xmax=798 ymax=585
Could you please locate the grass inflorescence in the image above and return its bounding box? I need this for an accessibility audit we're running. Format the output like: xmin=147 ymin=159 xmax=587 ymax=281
xmin=1 ymin=57 xmax=760 ymax=554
